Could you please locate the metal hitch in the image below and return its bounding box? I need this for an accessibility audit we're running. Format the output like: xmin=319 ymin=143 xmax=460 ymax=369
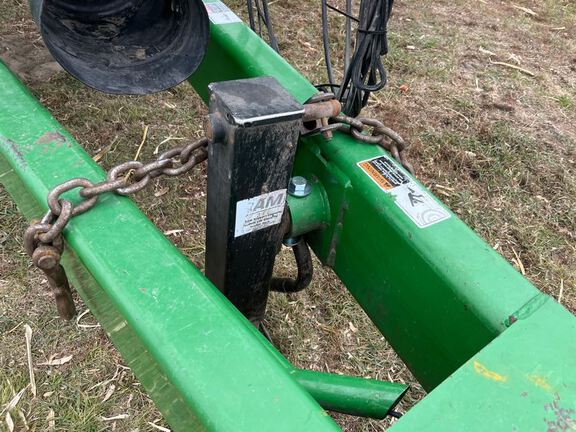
xmin=204 ymin=76 xmax=304 ymax=327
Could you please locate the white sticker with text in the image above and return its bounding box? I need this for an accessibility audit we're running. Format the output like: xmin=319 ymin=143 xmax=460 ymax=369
xmin=358 ymin=155 xmax=450 ymax=228
xmin=235 ymin=189 xmax=286 ymax=237
xmin=205 ymin=1 xmax=242 ymax=25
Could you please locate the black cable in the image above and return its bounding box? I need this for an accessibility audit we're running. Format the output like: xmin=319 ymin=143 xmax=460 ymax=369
xmin=246 ymin=0 xmax=280 ymax=53
xmin=245 ymin=0 xmax=392 ymax=115
xmin=254 ymin=0 xmax=263 ymax=38
xmin=325 ymin=2 xmax=359 ymax=23
xmin=321 ymin=0 xmax=335 ymax=86
xmin=322 ymin=0 xmax=394 ymax=117
xmin=344 ymin=0 xmax=353 ymax=73
xmin=247 ymin=0 xmax=256 ymax=32
xmin=260 ymin=0 xmax=279 ymax=52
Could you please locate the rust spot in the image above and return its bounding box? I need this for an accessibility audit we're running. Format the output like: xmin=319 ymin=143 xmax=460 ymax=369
xmin=473 ymin=360 xmax=508 ymax=383
xmin=544 ymin=393 xmax=576 ymax=431
xmin=36 ymin=131 xmax=67 ymax=145
xmin=9 ymin=141 xmax=25 ymax=163
xmin=0 ymin=137 xmax=26 ymax=167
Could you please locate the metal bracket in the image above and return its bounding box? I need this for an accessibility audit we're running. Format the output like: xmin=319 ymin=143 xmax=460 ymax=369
xmin=204 ymin=76 xmax=304 ymax=326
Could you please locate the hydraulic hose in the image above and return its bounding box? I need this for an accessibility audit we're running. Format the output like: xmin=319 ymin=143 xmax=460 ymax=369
xmin=270 ymin=241 xmax=313 ymax=293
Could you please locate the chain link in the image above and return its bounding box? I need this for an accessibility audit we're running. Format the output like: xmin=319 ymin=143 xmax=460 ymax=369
xmin=30 ymin=138 xmax=207 ymax=251
xmin=24 ymin=138 xmax=209 ymax=316
xmin=303 ymin=94 xmax=414 ymax=175
xmin=333 ymin=114 xmax=414 ymax=175
xmin=29 ymin=138 xmax=207 ymax=252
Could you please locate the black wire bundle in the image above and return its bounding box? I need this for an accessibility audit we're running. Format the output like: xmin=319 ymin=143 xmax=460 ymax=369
xmin=246 ymin=0 xmax=280 ymax=52
xmin=321 ymin=0 xmax=394 ymax=117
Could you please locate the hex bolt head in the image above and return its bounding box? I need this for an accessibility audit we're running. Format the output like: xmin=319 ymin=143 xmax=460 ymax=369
xmin=288 ymin=176 xmax=312 ymax=197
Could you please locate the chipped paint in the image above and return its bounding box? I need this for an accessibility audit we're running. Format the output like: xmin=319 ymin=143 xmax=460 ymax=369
xmin=36 ymin=131 xmax=67 ymax=145
xmin=506 ymin=292 xmax=549 ymax=327
xmin=527 ymin=374 xmax=554 ymax=392
xmin=544 ymin=393 xmax=576 ymax=431
xmin=110 ymin=320 xmax=127 ymax=334
xmin=473 ymin=360 xmax=507 ymax=383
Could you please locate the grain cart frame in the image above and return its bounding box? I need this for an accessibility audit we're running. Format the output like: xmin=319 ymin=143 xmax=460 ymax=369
xmin=1 ymin=1 xmax=575 ymax=431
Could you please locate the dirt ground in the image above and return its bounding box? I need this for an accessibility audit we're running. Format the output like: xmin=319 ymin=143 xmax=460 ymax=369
xmin=1 ymin=0 xmax=575 ymax=431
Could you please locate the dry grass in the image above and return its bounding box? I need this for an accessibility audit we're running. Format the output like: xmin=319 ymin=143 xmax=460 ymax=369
xmin=1 ymin=0 xmax=575 ymax=431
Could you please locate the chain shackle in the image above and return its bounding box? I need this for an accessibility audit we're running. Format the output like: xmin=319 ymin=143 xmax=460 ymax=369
xmin=38 ymin=200 xmax=73 ymax=244
xmin=24 ymin=223 xmax=51 ymax=257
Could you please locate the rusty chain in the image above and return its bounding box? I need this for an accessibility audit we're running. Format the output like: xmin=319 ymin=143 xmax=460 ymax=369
xmin=24 ymin=138 xmax=208 ymax=318
xmin=332 ymin=114 xmax=414 ymax=175
xmin=303 ymin=93 xmax=414 ymax=175
xmin=25 ymin=94 xmax=412 ymax=320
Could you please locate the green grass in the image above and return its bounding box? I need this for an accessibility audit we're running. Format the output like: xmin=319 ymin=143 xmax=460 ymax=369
xmin=558 ymin=95 xmax=573 ymax=109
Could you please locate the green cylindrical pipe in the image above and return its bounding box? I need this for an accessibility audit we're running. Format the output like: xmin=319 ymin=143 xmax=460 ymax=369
xmin=259 ymin=336 xmax=408 ymax=419
xmin=287 ymin=179 xmax=331 ymax=237
xmin=291 ymin=369 xmax=408 ymax=419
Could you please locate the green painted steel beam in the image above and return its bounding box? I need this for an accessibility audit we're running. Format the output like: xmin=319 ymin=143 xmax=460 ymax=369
xmin=3 ymin=2 xmax=575 ymax=430
xmin=389 ymin=298 xmax=576 ymax=431
xmin=0 ymin=61 xmax=341 ymax=432
xmin=191 ymin=0 xmax=547 ymax=390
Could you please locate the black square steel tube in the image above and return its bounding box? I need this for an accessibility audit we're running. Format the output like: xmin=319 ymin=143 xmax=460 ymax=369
xmin=205 ymin=77 xmax=304 ymax=325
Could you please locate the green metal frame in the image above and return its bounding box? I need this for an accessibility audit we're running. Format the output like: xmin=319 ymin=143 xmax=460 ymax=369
xmin=190 ymin=0 xmax=543 ymax=390
xmin=0 ymin=64 xmax=341 ymax=432
xmin=1 ymin=0 xmax=575 ymax=430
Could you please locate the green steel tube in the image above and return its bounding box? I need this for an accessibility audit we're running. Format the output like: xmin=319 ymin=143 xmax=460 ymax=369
xmin=256 ymin=323 xmax=408 ymax=419
xmin=0 ymin=57 xmax=407 ymax=429
xmin=287 ymin=179 xmax=331 ymax=237
xmin=0 ymin=60 xmax=341 ymax=432
xmin=4 ymin=3 xmax=576 ymax=430
xmin=292 ymin=369 xmax=408 ymax=419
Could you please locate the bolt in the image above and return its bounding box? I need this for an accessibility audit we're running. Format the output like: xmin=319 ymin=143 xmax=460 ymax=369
xmin=288 ymin=176 xmax=312 ymax=198
xmin=32 ymin=245 xmax=60 ymax=270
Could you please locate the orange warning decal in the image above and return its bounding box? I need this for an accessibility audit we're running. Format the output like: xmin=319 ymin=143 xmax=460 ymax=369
xmin=358 ymin=161 xmax=394 ymax=190
xmin=358 ymin=156 xmax=411 ymax=191
xmin=358 ymin=155 xmax=451 ymax=228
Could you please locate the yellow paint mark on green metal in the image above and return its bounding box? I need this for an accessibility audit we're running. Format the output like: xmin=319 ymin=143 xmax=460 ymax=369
xmin=473 ymin=361 xmax=508 ymax=383
xmin=527 ymin=374 xmax=553 ymax=392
